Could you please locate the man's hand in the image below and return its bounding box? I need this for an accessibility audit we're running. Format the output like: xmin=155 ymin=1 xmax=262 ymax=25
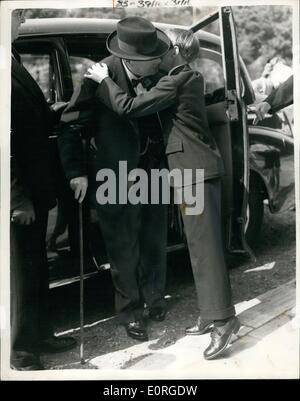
xmin=11 ymin=202 xmax=35 ymax=225
xmin=84 ymin=63 xmax=109 ymax=84
xmin=253 ymin=101 xmax=271 ymax=124
xmin=70 ymin=176 xmax=88 ymax=203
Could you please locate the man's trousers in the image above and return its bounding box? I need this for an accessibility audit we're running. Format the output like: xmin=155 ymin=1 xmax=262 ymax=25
xmin=95 ymin=153 xmax=168 ymax=324
xmin=10 ymin=210 xmax=53 ymax=358
xmin=181 ymin=179 xmax=235 ymax=320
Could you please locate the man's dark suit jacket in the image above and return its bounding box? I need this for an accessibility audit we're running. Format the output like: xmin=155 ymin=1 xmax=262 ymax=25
xmin=11 ymin=52 xmax=56 ymax=355
xmin=59 ymin=55 xmax=168 ymax=322
xmin=266 ymin=75 xmax=293 ymax=114
xmin=11 ymin=55 xmax=56 ymax=212
xmin=59 ymin=55 xmax=141 ymax=181
xmin=95 ymin=64 xmax=225 ymax=185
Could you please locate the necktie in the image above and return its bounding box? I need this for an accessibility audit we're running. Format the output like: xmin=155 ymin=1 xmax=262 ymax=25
xmin=131 ymin=76 xmax=154 ymax=91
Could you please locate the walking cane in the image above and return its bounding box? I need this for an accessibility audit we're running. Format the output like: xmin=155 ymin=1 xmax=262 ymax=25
xmin=79 ymin=201 xmax=85 ymax=364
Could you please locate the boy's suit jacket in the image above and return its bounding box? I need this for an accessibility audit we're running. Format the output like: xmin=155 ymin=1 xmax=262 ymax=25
xmin=95 ymin=64 xmax=224 ymax=184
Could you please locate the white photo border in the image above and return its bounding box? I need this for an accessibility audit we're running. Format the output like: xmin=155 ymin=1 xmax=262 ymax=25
xmin=0 ymin=0 xmax=299 ymax=381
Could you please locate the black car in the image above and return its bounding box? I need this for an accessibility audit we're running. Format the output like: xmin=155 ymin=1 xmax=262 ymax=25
xmin=15 ymin=7 xmax=294 ymax=288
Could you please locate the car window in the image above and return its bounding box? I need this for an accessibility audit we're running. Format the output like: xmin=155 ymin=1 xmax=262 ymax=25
xmin=191 ymin=58 xmax=224 ymax=94
xmin=190 ymin=48 xmax=224 ymax=101
xmin=65 ymin=36 xmax=108 ymax=91
xmin=20 ymin=53 xmax=56 ymax=103
xmin=69 ymin=56 xmax=95 ymax=91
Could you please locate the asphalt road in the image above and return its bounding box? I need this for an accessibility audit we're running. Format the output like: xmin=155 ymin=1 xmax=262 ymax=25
xmin=44 ymin=206 xmax=296 ymax=369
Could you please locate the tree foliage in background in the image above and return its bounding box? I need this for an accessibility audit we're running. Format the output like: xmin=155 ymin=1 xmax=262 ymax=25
xmin=24 ymin=5 xmax=292 ymax=79
xmin=233 ymin=6 xmax=292 ymax=79
xmin=23 ymin=6 xmax=215 ymax=25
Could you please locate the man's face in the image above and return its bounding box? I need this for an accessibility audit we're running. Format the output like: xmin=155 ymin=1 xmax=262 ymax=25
xmin=159 ymin=47 xmax=176 ymax=73
xmin=126 ymin=57 xmax=162 ymax=77
xmin=11 ymin=9 xmax=26 ymax=43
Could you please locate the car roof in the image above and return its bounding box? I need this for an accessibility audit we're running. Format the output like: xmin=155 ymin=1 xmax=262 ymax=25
xmin=18 ymin=18 xmax=220 ymax=46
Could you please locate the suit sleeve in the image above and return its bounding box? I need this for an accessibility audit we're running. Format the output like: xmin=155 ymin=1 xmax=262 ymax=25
xmin=58 ymin=78 xmax=98 ymax=181
xmin=266 ymin=75 xmax=293 ymax=113
xmin=95 ymin=75 xmax=178 ymax=118
xmin=10 ymin=80 xmax=33 ymax=211
xmin=10 ymin=156 xmax=34 ymax=211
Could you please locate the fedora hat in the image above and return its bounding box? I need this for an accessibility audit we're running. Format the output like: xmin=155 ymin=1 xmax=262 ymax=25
xmin=106 ymin=17 xmax=170 ymax=61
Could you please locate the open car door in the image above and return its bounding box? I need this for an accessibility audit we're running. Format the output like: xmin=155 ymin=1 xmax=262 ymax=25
xmin=190 ymin=6 xmax=254 ymax=259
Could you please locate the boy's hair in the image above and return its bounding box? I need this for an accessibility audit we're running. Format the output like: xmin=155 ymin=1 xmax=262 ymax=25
xmin=166 ymin=29 xmax=201 ymax=63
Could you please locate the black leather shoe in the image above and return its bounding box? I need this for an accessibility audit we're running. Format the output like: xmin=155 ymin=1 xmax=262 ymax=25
xmin=11 ymin=351 xmax=44 ymax=371
xmin=149 ymin=306 xmax=166 ymax=322
xmin=185 ymin=317 xmax=213 ymax=335
xmin=204 ymin=316 xmax=240 ymax=360
xmin=125 ymin=320 xmax=148 ymax=341
xmin=40 ymin=335 xmax=77 ymax=353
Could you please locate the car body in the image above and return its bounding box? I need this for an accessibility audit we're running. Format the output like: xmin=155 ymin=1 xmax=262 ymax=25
xmin=14 ymin=7 xmax=294 ymax=287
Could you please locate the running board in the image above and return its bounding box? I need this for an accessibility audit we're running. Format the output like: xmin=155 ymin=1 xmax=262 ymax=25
xmin=50 ymin=243 xmax=186 ymax=289
xmin=50 ymin=271 xmax=99 ymax=289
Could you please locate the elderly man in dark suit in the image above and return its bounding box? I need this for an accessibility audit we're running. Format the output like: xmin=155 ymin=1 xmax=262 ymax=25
xmin=85 ymin=29 xmax=239 ymax=360
xmin=10 ymin=9 xmax=76 ymax=370
xmin=59 ymin=17 xmax=171 ymax=341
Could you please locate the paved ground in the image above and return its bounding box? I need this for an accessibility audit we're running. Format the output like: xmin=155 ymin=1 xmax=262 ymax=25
xmin=4 ymin=279 xmax=298 ymax=380
xmin=64 ymin=281 xmax=298 ymax=379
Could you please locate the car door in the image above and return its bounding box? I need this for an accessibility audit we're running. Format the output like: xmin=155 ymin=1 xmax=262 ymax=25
xmin=190 ymin=6 xmax=254 ymax=259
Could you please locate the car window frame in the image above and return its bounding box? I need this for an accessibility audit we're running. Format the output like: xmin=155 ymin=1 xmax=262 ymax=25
xmin=14 ymin=37 xmax=67 ymax=103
